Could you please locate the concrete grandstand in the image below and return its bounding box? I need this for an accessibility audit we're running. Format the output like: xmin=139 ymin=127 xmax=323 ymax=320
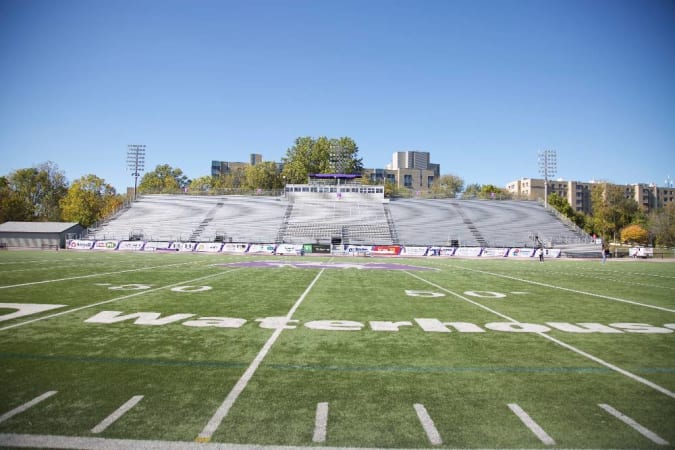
xmin=87 ymin=191 xmax=595 ymax=252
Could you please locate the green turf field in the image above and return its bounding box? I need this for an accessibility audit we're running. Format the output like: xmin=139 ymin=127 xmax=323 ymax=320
xmin=0 ymin=250 xmax=673 ymax=449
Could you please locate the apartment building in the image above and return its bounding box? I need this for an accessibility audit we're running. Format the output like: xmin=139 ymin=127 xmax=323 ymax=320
xmin=506 ymin=177 xmax=673 ymax=214
xmin=362 ymin=151 xmax=440 ymax=191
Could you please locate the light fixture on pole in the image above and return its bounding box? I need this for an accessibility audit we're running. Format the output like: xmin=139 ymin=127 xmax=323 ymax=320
xmin=538 ymin=149 xmax=557 ymax=209
xmin=126 ymin=144 xmax=146 ymax=201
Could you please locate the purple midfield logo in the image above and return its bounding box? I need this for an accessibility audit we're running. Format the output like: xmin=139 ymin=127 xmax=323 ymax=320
xmin=215 ymin=261 xmax=435 ymax=271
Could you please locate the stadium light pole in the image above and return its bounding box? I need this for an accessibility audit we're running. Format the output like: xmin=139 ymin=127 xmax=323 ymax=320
xmin=127 ymin=144 xmax=146 ymax=201
xmin=538 ymin=149 xmax=557 ymax=209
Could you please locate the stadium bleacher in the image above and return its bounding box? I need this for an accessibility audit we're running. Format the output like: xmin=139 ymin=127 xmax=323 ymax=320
xmin=86 ymin=193 xmax=594 ymax=250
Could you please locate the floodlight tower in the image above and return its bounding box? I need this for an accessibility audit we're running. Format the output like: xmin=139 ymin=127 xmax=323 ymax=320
xmin=538 ymin=149 xmax=557 ymax=209
xmin=126 ymin=144 xmax=146 ymax=200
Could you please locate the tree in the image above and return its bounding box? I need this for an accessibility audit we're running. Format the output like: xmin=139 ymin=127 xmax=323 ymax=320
xmin=138 ymin=164 xmax=189 ymax=194
xmin=430 ymin=174 xmax=464 ymax=198
xmin=244 ymin=162 xmax=282 ymax=190
xmin=648 ymin=203 xmax=675 ymax=247
xmin=188 ymin=176 xmax=216 ymax=194
xmin=479 ymin=184 xmax=510 ymax=200
xmin=2 ymin=162 xmax=68 ymax=221
xmin=0 ymin=176 xmax=32 ymax=222
xmin=590 ymin=183 xmax=639 ymax=242
xmin=463 ymin=183 xmax=482 ymax=198
xmin=620 ymin=224 xmax=649 ymax=245
xmin=60 ymin=175 xmax=123 ymax=227
xmin=281 ymin=136 xmax=363 ymax=183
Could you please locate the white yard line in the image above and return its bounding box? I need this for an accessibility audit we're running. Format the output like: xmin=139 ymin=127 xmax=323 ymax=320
xmin=196 ymin=269 xmax=325 ymax=443
xmin=91 ymin=395 xmax=144 ymax=434
xmin=405 ymin=271 xmax=675 ymax=400
xmin=507 ymin=403 xmax=556 ymax=446
xmin=598 ymin=403 xmax=669 ymax=446
xmin=413 ymin=403 xmax=442 ymax=446
xmin=312 ymin=402 xmax=329 ymax=443
xmin=451 ymin=266 xmax=675 ymax=313
xmin=0 ymin=391 xmax=58 ymax=424
xmin=0 ymin=261 xmax=198 ymax=290
xmin=0 ymin=269 xmax=240 ymax=332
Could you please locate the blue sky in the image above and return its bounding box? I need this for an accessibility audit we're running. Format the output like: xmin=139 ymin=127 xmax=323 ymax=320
xmin=1 ymin=0 xmax=674 ymax=193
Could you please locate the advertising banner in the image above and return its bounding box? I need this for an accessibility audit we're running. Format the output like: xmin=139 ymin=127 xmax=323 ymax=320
xmin=144 ymin=241 xmax=173 ymax=251
xmin=454 ymin=247 xmax=483 ymax=257
xmin=427 ymin=247 xmax=456 ymax=256
xmin=371 ymin=245 xmax=402 ymax=256
xmin=400 ymin=246 xmax=429 ymax=256
xmin=275 ymin=244 xmax=303 ymax=255
xmin=67 ymin=240 xmax=95 ymax=250
xmin=247 ymin=244 xmax=276 ymax=254
xmin=481 ymin=248 xmax=509 ymax=257
xmin=170 ymin=242 xmax=197 ymax=252
xmin=222 ymin=243 xmax=249 ymax=253
xmin=508 ymin=248 xmax=535 ymax=257
xmin=195 ymin=242 xmax=223 ymax=253
xmin=93 ymin=240 xmax=119 ymax=251
xmin=543 ymin=248 xmax=562 ymax=258
xmin=311 ymin=244 xmax=331 ymax=254
xmin=345 ymin=245 xmax=373 ymax=256
xmin=331 ymin=245 xmax=346 ymax=256
xmin=118 ymin=241 xmax=146 ymax=251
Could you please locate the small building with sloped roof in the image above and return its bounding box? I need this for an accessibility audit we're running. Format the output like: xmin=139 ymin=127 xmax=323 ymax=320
xmin=0 ymin=222 xmax=85 ymax=249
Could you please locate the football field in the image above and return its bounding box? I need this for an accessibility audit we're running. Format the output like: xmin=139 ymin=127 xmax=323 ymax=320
xmin=0 ymin=250 xmax=673 ymax=449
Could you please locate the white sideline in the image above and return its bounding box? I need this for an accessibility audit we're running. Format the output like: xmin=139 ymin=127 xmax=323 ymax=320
xmin=405 ymin=271 xmax=675 ymax=400
xmin=0 ymin=433 xmax=413 ymax=449
xmin=0 ymin=391 xmax=58 ymax=424
xmin=507 ymin=403 xmax=555 ymax=446
xmin=196 ymin=269 xmax=325 ymax=443
xmin=598 ymin=403 xmax=669 ymax=446
xmin=0 ymin=269 xmax=240 ymax=332
xmin=453 ymin=266 xmax=675 ymax=313
xmin=312 ymin=402 xmax=329 ymax=443
xmin=413 ymin=404 xmax=442 ymax=446
xmin=91 ymin=395 xmax=144 ymax=434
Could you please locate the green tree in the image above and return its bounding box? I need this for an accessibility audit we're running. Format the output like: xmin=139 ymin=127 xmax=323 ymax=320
xmin=463 ymin=183 xmax=482 ymax=198
xmin=648 ymin=203 xmax=675 ymax=247
xmin=2 ymin=162 xmax=68 ymax=221
xmin=188 ymin=176 xmax=215 ymax=194
xmin=281 ymin=136 xmax=363 ymax=183
xmin=590 ymin=183 xmax=639 ymax=242
xmin=430 ymin=174 xmax=464 ymax=198
xmin=0 ymin=176 xmax=32 ymax=222
xmin=138 ymin=164 xmax=189 ymax=194
xmin=60 ymin=175 xmax=123 ymax=227
xmin=244 ymin=162 xmax=282 ymax=190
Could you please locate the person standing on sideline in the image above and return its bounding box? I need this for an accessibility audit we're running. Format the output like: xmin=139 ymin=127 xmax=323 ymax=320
xmin=539 ymin=245 xmax=544 ymax=263
xmin=602 ymin=247 xmax=608 ymax=264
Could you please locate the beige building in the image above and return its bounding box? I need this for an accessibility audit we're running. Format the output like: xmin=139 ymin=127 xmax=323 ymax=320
xmin=363 ymin=151 xmax=440 ymax=192
xmin=506 ymin=177 xmax=674 ymax=214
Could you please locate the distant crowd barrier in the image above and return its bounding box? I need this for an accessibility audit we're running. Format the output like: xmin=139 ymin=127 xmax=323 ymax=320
xmin=66 ymin=239 xmax=562 ymax=258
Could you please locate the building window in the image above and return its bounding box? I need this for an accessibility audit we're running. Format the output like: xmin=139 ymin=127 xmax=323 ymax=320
xmin=404 ymin=174 xmax=413 ymax=188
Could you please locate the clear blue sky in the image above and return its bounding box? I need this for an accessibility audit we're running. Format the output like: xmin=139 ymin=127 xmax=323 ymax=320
xmin=1 ymin=0 xmax=674 ymax=193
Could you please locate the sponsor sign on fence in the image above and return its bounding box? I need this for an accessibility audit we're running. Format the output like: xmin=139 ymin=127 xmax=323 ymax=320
xmin=222 ymin=243 xmax=249 ymax=253
xmin=118 ymin=241 xmax=146 ymax=251
xmin=400 ymin=246 xmax=429 ymax=256
xmin=170 ymin=242 xmax=197 ymax=252
xmin=454 ymin=247 xmax=483 ymax=257
xmin=371 ymin=245 xmax=402 ymax=256
xmin=247 ymin=244 xmax=276 ymax=254
xmin=93 ymin=240 xmax=119 ymax=251
xmin=482 ymin=248 xmax=509 ymax=257
xmin=67 ymin=240 xmax=95 ymax=250
xmin=509 ymin=248 xmax=535 ymax=257
xmin=427 ymin=247 xmax=456 ymax=256
xmin=144 ymin=241 xmax=173 ymax=251
xmin=275 ymin=244 xmax=303 ymax=255
xmin=195 ymin=242 xmax=223 ymax=253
